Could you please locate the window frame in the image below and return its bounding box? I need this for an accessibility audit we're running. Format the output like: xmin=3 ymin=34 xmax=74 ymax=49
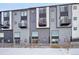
xmin=51 ymin=30 xmax=59 ymax=44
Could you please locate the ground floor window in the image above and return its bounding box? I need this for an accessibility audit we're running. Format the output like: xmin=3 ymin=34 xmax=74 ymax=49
xmin=31 ymin=31 xmax=38 ymax=43
xmin=14 ymin=32 xmax=20 ymax=44
xmin=51 ymin=30 xmax=59 ymax=44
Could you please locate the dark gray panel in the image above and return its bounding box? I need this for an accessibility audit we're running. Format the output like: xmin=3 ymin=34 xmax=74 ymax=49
xmin=4 ymin=30 xmax=13 ymax=43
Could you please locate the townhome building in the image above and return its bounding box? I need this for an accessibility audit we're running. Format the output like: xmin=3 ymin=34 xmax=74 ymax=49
xmin=0 ymin=3 xmax=79 ymax=48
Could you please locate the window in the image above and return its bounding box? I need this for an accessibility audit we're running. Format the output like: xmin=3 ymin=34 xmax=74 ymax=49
xmin=73 ymin=6 xmax=77 ymax=10
xmin=60 ymin=6 xmax=68 ymax=12
xmin=19 ymin=11 xmax=27 ymax=28
xmin=32 ymin=32 xmax=38 ymax=37
xmin=60 ymin=6 xmax=68 ymax=16
xmin=51 ymin=30 xmax=59 ymax=36
xmin=32 ymin=32 xmax=38 ymax=43
xmin=59 ymin=6 xmax=71 ymax=27
xmin=14 ymin=32 xmax=20 ymax=44
xmin=36 ymin=7 xmax=49 ymax=28
xmin=39 ymin=8 xmax=46 ymax=14
xmin=0 ymin=33 xmax=4 ymax=38
xmin=3 ymin=12 xmax=9 ymax=17
xmin=14 ymin=32 xmax=20 ymax=38
xmin=73 ymin=27 xmax=77 ymax=30
xmin=39 ymin=8 xmax=46 ymax=27
xmin=74 ymin=17 xmax=77 ymax=20
xmin=21 ymin=11 xmax=27 ymax=16
xmin=51 ymin=30 xmax=59 ymax=44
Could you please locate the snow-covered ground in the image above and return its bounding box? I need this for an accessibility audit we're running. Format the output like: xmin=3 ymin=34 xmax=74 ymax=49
xmin=0 ymin=48 xmax=79 ymax=55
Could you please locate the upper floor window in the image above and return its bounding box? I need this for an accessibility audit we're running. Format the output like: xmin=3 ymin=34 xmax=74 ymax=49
xmin=36 ymin=7 xmax=49 ymax=28
xmin=21 ymin=11 xmax=27 ymax=16
xmin=39 ymin=8 xmax=47 ymax=27
xmin=59 ymin=5 xmax=71 ymax=27
xmin=74 ymin=17 xmax=77 ymax=20
xmin=60 ymin=6 xmax=68 ymax=16
xmin=73 ymin=6 xmax=77 ymax=10
xmin=60 ymin=6 xmax=68 ymax=12
xmin=3 ymin=12 xmax=9 ymax=17
xmin=39 ymin=8 xmax=46 ymax=14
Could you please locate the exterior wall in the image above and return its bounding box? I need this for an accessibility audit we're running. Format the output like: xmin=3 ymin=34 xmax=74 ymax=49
xmin=12 ymin=10 xmax=30 ymax=44
xmin=30 ymin=9 xmax=50 ymax=44
xmin=50 ymin=5 xmax=72 ymax=45
xmin=72 ymin=4 xmax=79 ymax=39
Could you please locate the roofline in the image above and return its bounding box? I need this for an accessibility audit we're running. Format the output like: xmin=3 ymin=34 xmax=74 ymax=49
xmin=0 ymin=3 xmax=79 ymax=12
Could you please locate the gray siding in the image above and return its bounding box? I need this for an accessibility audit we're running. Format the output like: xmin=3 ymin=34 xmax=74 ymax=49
xmin=12 ymin=11 xmax=29 ymax=44
xmin=30 ymin=9 xmax=50 ymax=44
xmin=49 ymin=6 xmax=72 ymax=45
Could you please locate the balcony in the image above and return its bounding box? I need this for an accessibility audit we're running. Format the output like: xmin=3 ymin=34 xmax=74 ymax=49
xmin=39 ymin=18 xmax=46 ymax=27
xmin=1 ymin=21 xmax=9 ymax=28
xmin=18 ymin=20 xmax=27 ymax=28
xmin=60 ymin=16 xmax=71 ymax=26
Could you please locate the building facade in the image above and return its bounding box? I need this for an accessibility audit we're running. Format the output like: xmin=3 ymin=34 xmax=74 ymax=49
xmin=0 ymin=3 xmax=79 ymax=48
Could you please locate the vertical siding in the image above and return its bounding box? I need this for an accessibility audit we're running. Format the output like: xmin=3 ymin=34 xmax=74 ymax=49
xmin=50 ymin=6 xmax=72 ymax=45
xmin=12 ymin=10 xmax=29 ymax=44
xmin=72 ymin=4 xmax=79 ymax=39
xmin=30 ymin=9 xmax=50 ymax=44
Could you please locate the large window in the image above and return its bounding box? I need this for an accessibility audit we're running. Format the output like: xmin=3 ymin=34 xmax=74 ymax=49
xmin=2 ymin=12 xmax=10 ymax=29
xmin=3 ymin=12 xmax=9 ymax=17
xmin=51 ymin=30 xmax=59 ymax=44
xmin=36 ymin=7 xmax=49 ymax=28
xmin=19 ymin=11 xmax=27 ymax=28
xmin=59 ymin=5 xmax=71 ymax=26
xmin=39 ymin=8 xmax=46 ymax=27
xmin=60 ymin=6 xmax=68 ymax=12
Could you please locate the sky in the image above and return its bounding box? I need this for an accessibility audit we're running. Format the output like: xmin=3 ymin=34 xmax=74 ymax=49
xmin=0 ymin=3 xmax=54 ymax=11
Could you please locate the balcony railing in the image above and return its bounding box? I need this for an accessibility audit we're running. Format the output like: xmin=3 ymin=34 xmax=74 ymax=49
xmin=18 ymin=20 xmax=27 ymax=28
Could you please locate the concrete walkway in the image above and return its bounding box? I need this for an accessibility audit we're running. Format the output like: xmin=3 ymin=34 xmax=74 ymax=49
xmin=0 ymin=48 xmax=79 ymax=55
